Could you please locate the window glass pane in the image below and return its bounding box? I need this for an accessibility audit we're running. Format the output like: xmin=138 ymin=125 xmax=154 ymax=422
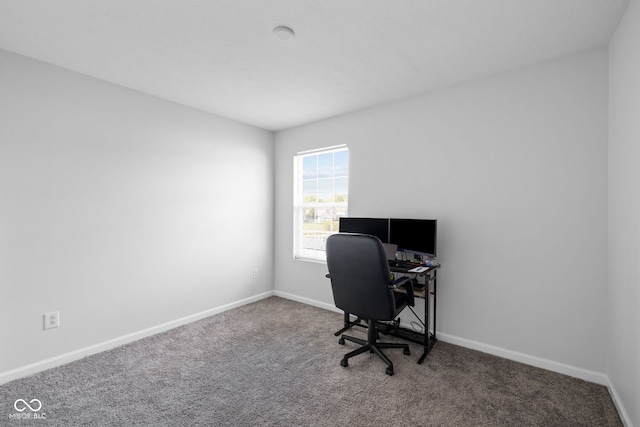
xmin=317 ymin=152 xmax=334 ymax=179
xmin=334 ymin=150 xmax=349 ymax=177
xmin=302 ymin=179 xmax=317 ymax=199
xmin=295 ymin=147 xmax=348 ymax=261
xmin=302 ymin=156 xmax=317 ymax=179
xmin=316 ymin=178 xmax=334 ymax=201
xmin=334 ymin=177 xmax=348 ymax=199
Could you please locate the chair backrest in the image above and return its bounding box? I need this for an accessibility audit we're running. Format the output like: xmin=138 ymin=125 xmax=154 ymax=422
xmin=326 ymin=233 xmax=397 ymax=321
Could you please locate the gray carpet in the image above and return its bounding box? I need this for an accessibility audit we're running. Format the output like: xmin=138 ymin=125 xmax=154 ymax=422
xmin=1 ymin=297 xmax=622 ymax=426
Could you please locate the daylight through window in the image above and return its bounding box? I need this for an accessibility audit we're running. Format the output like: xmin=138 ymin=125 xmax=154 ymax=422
xmin=294 ymin=146 xmax=348 ymax=261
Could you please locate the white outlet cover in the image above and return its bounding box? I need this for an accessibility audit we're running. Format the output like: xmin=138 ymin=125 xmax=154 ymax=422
xmin=44 ymin=311 xmax=59 ymax=330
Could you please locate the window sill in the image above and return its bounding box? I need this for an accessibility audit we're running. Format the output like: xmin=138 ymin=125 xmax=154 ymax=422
xmin=294 ymin=256 xmax=327 ymax=265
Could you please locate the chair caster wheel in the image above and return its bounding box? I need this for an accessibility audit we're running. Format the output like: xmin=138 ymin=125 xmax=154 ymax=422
xmin=403 ymin=348 xmax=411 ymax=355
xmin=340 ymin=358 xmax=348 ymax=367
xmin=386 ymin=367 xmax=394 ymax=376
xmin=338 ymin=337 xmax=345 ymax=345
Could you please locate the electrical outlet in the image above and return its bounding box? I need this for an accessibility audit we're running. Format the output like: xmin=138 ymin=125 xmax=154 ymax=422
xmin=253 ymin=268 xmax=259 ymax=279
xmin=44 ymin=311 xmax=59 ymax=330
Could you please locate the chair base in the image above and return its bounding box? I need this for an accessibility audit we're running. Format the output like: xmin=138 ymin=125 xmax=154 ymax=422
xmin=334 ymin=312 xmax=366 ymax=336
xmin=338 ymin=319 xmax=410 ymax=376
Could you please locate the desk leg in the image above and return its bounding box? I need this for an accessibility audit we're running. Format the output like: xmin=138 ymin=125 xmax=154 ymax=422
xmin=418 ymin=283 xmax=430 ymax=364
xmin=417 ymin=269 xmax=437 ymax=364
xmin=433 ymin=269 xmax=437 ymax=343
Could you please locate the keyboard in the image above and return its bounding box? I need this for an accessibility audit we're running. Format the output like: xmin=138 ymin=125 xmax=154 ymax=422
xmin=388 ymin=260 xmax=421 ymax=269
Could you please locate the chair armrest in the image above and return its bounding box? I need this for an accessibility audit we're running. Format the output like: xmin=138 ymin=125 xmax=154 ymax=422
xmin=389 ymin=276 xmax=414 ymax=307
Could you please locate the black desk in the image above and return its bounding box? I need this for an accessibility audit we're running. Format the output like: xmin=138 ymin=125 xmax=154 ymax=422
xmin=334 ymin=264 xmax=440 ymax=364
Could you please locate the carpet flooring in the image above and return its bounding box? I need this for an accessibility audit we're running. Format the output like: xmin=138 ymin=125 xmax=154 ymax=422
xmin=1 ymin=297 xmax=622 ymax=426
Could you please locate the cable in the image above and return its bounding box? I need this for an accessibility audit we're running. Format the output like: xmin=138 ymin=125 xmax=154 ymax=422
xmin=410 ymin=321 xmax=424 ymax=333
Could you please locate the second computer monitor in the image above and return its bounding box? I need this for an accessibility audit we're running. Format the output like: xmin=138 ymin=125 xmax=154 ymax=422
xmin=389 ymin=218 xmax=437 ymax=258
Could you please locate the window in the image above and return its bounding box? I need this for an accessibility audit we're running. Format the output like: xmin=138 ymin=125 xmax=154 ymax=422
xmin=294 ymin=146 xmax=349 ymax=261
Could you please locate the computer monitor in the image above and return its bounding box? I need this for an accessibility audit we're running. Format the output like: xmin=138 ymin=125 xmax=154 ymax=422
xmin=338 ymin=217 xmax=389 ymax=243
xmin=389 ymin=218 xmax=437 ymax=258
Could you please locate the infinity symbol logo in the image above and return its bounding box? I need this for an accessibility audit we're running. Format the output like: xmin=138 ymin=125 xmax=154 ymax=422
xmin=14 ymin=399 xmax=42 ymax=412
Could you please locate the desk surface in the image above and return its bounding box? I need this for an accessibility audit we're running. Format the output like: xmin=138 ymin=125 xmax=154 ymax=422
xmin=390 ymin=264 xmax=438 ymax=274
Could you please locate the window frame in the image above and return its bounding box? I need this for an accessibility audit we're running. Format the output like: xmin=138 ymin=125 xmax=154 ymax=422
xmin=293 ymin=145 xmax=349 ymax=263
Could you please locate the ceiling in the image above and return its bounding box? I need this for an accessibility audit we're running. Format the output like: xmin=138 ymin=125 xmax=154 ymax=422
xmin=0 ymin=0 xmax=630 ymax=131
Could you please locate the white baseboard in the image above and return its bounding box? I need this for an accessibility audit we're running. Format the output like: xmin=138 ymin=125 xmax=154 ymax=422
xmin=0 ymin=291 xmax=274 ymax=385
xmin=606 ymin=379 xmax=634 ymax=427
xmin=436 ymin=332 xmax=608 ymax=385
xmin=273 ymin=290 xmax=342 ymax=314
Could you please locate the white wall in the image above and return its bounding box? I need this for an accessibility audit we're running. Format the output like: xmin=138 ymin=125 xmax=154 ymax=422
xmin=275 ymin=48 xmax=609 ymax=380
xmin=0 ymin=50 xmax=274 ymax=378
xmin=609 ymin=0 xmax=640 ymax=425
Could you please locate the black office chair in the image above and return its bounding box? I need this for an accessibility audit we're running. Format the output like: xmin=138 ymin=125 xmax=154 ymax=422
xmin=325 ymin=233 xmax=414 ymax=375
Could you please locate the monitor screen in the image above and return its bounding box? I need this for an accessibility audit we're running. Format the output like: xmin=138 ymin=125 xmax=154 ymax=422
xmin=338 ymin=217 xmax=389 ymax=243
xmin=389 ymin=218 xmax=437 ymax=258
